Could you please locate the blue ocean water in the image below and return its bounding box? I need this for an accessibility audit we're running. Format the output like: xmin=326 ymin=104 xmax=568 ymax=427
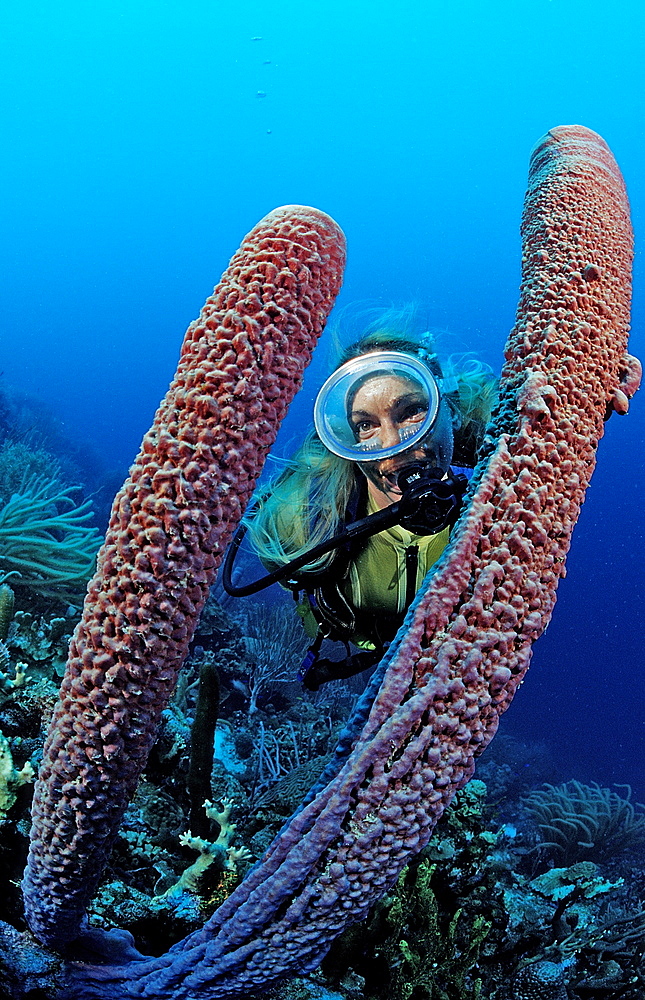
xmin=0 ymin=0 xmax=643 ymax=806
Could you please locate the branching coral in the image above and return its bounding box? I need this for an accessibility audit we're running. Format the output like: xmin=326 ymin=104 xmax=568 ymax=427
xmin=0 ymin=588 xmax=27 ymax=699
xmin=0 ymin=476 xmax=101 ymax=602
xmin=523 ymin=781 xmax=645 ymax=865
xmin=0 ymin=643 xmax=26 ymax=697
xmin=0 ymin=729 xmax=34 ymax=818
xmin=160 ymin=799 xmax=251 ymax=904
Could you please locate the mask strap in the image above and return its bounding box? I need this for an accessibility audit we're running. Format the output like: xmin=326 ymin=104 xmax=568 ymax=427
xmin=437 ymin=375 xmax=459 ymax=395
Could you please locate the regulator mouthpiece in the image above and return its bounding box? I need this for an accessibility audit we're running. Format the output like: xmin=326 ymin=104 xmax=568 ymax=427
xmin=395 ymin=462 xmax=468 ymax=535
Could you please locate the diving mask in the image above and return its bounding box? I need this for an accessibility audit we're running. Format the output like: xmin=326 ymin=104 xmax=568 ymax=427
xmin=313 ymin=351 xmax=443 ymax=463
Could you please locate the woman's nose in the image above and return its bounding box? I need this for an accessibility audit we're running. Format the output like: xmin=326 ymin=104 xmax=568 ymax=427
xmin=379 ymin=418 xmax=403 ymax=448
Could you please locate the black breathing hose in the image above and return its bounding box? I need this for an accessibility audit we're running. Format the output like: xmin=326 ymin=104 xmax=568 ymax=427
xmin=222 ymin=465 xmax=468 ymax=598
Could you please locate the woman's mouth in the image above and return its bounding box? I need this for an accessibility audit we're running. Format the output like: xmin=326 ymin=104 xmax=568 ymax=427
xmin=374 ymin=451 xmax=427 ymax=485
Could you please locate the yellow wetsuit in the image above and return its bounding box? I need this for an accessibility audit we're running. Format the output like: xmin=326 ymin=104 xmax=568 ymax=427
xmin=294 ymin=491 xmax=451 ymax=651
xmin=342 ymin=492 xmax=450 ymax=648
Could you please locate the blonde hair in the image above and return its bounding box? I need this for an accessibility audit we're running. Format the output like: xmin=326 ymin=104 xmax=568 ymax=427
xmin=246 ymin=321 xmax=497 ymax=573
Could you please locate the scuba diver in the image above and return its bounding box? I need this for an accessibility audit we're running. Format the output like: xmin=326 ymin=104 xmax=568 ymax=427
xmin=223 ymin=322 xmax=497 ymax=690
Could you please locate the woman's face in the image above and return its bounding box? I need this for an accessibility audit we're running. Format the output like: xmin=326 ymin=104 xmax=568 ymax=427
xmin=350 ymin=373 xmax=454 ymax=508
xmin=349 ymin=374 xmax=428 ymax=451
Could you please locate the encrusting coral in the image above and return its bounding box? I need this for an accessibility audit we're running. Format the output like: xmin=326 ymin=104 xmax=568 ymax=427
xmin=507 ymin=960 xmax=570 ymax=1000
xmin=11 ymin=128 xmax=641 ymax=999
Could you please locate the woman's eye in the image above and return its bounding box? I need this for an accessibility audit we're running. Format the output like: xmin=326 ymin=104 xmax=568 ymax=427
xmin=399 ymin=403 xmax=427 ymax=423
xmin=353 ymin=419 xmax=377 ymax=438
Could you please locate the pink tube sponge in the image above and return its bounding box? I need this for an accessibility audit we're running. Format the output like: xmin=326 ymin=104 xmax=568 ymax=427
xmin=22 ymin=205 xmax=346 ymax=949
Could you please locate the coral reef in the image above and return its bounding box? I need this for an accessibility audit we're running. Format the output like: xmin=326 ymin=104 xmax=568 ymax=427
xmin=313 ymin=781 xmax=645 ymax=999
xmin=366 ymin=857 xmax=491 ymax=999
xmin=2 ymin=597 xmax=645 ymax=999
xmin=320 ymin=781 xmax=499 ymax=999
xmin=5 ymin=607 xmax=76 ymax=681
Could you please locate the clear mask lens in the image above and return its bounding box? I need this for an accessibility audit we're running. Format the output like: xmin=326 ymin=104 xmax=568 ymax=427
xmin=314 ymin=351 xmax=442 ymax=462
